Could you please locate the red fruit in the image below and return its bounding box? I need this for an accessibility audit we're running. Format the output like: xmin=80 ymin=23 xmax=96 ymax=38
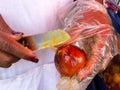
xmin=54 ymin=45 xmax=87 ymax=77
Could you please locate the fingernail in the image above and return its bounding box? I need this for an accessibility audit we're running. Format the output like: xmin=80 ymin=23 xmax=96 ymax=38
xmin=29 ymin=56 xmax=39 ymax=63
xmin=11 ymin=31 xmax=24 ymax=35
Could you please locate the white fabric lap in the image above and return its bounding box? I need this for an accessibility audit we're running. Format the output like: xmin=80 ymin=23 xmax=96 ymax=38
xmin=0 ymin=63 xmax=60 ymax=90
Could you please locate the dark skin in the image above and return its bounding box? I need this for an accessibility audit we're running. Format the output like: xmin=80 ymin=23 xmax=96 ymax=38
xmin=0 ymin=15 xmax=38 ymax=68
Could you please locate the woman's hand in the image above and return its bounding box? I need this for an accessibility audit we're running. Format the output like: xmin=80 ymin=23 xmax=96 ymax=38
xmin=0 ymin=15 xmax=38 ymax=68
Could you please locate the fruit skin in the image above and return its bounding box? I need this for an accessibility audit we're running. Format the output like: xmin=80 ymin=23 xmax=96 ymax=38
xmin=54 ymin=45 xmax=87 ymax=77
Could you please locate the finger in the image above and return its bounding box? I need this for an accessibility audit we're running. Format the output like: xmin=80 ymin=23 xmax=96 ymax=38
xmin=10 ymin=31 xmax=24 ymax=40
xmin=77 ymin=59 xmax=97 ymax=81
xmin=0 ymin=51 xmax=20 ymax=68
xmin=77 ymin=28 xmax=113 ymax=81
xmin=0 ymin=31 xmax=38 ymax=63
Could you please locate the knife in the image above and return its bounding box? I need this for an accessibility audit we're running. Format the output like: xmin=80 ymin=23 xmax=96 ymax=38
xmin=18 ymin=29 xmax=70 ymax=50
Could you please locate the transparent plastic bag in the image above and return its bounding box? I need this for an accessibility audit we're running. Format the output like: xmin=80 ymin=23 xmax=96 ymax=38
xmin=102 ymin=54 xmax=120 ymax=90
xmin=56 ymin=0 xmax=118 ymax=90
xmin=102 ymin=36 xmax=120 ymax=90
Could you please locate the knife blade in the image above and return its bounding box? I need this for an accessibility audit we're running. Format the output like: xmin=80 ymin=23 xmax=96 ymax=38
xmin=18 ymin=29 xmax=70 ymax=50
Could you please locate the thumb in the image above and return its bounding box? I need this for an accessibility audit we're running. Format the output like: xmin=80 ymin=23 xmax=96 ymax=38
xmin=10 ymin=31 xmax=24 ymax=40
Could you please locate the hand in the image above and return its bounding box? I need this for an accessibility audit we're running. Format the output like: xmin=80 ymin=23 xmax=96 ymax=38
xmin=57 ymin=25 xmax=117 ymax=90
xmin=74 ymin=25 xmax=114 ymax=79
xmin=0 ymin=15 xmax=38 ymax=68
xmin=57 ymin=1 xmax=117 ymax=89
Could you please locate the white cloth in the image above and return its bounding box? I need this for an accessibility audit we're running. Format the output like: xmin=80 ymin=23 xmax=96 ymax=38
xmin=0 ymin=0 xmax=73 ymax=90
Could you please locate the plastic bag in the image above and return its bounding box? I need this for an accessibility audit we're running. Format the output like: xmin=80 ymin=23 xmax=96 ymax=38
xmin=102 ymin=54 xmax=120 ymax=90
xmin=101 ymin=1 xmax=120 ymax=89
xmin=56 ymin=0 xmax=118 ymax=90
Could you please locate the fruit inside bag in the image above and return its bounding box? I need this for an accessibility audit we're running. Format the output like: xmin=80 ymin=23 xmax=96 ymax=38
xmin=55 ymin=0 xmax=118 ymax=90
xmin=102 ymin=37 xmax=120 ymax=90
xmin=102 ymin=54 xmax=120 ymax=90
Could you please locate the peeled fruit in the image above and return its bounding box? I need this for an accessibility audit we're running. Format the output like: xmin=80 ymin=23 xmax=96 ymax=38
xmin=54 ymin=45 xmax=87 ymax=77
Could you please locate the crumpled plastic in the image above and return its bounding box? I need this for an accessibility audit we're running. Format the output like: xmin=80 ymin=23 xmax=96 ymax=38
xmin=56 ymin=0 xmax=118 ymax=90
